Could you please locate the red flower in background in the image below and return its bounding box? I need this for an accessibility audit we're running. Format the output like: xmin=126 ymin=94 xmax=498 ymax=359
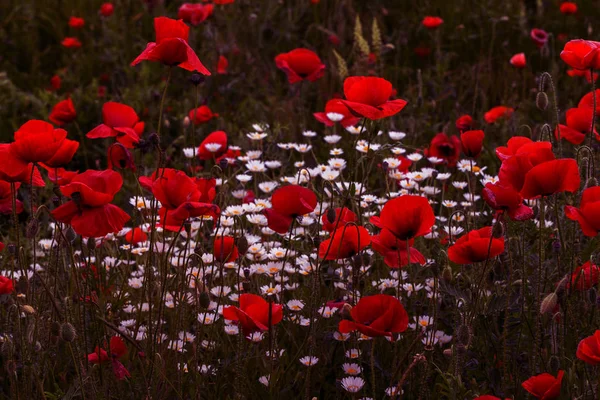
xmin=566 ymin=186 xmax=600 ymax=237
xmin=313 ymin=99 xmax=361 ymax=128
xmin=568 ymin=69 xmax=598 ymax=83
xmin=274 ymin=48 xmax=325 ymax=84
xmin=319 ymin=225 xmax=371 ymax=260
xmin=520 ymin=158 xmax=580 ymax=199
xmin=43 ymin=139 xmax=79 ymax=168
xmin=107 ymin=143 xmax=135 ymax=171
xmin=223 ymin=294 xmax=283 ymax=334
xmin=178 ymin=3 xmax=214 ymax=26
xmin=560 ymin=2 xmax=577 ymax=15
xmin=88 ymin=336 xmax=130 ymax=380
xmin=198 ymin=130 xmax=228 ymax=160
xmin=0 ymin=276 xmax=14 ymax=295
xmin=100 ymin=3 xmax=114 ymax=17
xmin=460 ymin=130 xmax=485 ymax=158
xmin=68 ymin=17 xmax=85 ymax=29
xmin=567 ymin=261 xmax=600 ymax=291
xmin=341 ymin=76 xmax=407 ymax=120
xmin=428 ymin=133 xmax=461 ymax=166
xmin=373 ymin=195 xmax=434 ymax=241
xmin=131 ymin=17 xmax=210 ymax=75
xmin=124 ymin=228 xmax=147 ymax=244
xmin=560 ymin=39 xmax=600 ymax=70
xmin=338 ymin=294 xmax=408 ymax=337
xmin=510 ymin=53 xmax=526 ymax=68
xmin=188 ymin=105 xmax=218 ymax=125
xmin=484 ymin=106 xmax=513 ymax=124
xmin=264 ymin=185 xmax=317 ymax=233
xmin=217 ymin=55 xmax=228 ymax=74
xmin=448 ymin=227 xmax=504 ymax=264
xmin=213 ymin=236 xmax=239 ymax=263
xmin=422 ymin=16 xmax=443 ymax=29
xmin=321 ymin=207 xmax=357 ymax=233
xmin=455 ymin=114 xmax=473 ymax=132
xmin=50 ymin=75 xmax=61 ymax=91
xmin=482 ymin=182 xmax=533 ymax=221
xmin=62 ymin=37 xmax=82 ymax=48
xmin=87 ymin=102 xmax=144 ymax=148
xmin=530 ymin=29 xmax=548 ymax=48
xmin=49 ymin=98 xmax=76 ymax=126
xmin=577 ymin=330 xmax=600 ymax=365
xmin=521 ymin=371 xmax=564 ymax=400
xmin=371 ymin=229 xmax=426 ymax=269
xmin=52 ymin=170 xmax=130 ymax=238
xmin=0 ymin=181 xmax=23 ymax=215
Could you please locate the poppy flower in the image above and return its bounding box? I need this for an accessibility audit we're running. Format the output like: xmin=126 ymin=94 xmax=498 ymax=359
xmin=319 ymin=225 xmax=371 ymax=260
xmin=510 ymin=53 xmax=526 ymax=68
xmin=274 ymin=48 xmax=325 ymax=84
xmin=0 ymin=181 xmax=23 ymax=215
xmin=498 ymin=142 xmax=555 ymax=192
xmin=62 ymin=37 xmax=82 ymax=48
xmin=371 ymin=228 xmax=426 ymax=269
xmin=341 ymin=76 xmax=407 ymax=120
xmin=50 ymin=75 xmax=61 ymax=91
xmin=567 ymin=261 xmax=600 ymax=291
xmin=68 ymin=17 xmax=85 ymax=29
xmin=495 ymin=136 xmax=538 ymax=161
xmin=44 ymin=167 xmax=78 ymax=186
xmin=0 ymin=243 xmax=4 ymax=252
xmin=88 ymin=336 xmax=130 ymax=380
xmin=482 ymin=182 xmax=533 ymax=221
xmin=0 ymin=276 xmax=14 ymax=295
xmin=484 ymin=106 xmax=514 ymax=124
xmin=338 ymin=294 xmax=408 ymax=337
xmin=213 ymin=236 xmax=239 ymax=262
xmin=448 ymin=227 xmax=504 ymax=265
xmin=566 ymin=107 xmax=596 ymax=134
xmin=460 ymin=130 xmax=485 ymax=158
xmin=313 ymin=99 xmax=361 ymax=128
xmin=422 ymin=16 xmax=443 ymax=29
xmin=560 ymin=39 xmax=600 ymax=70
xmin=51 ymin=169 xmax=130 ymax=238
xmin=428 ymin=133 xmax=461 ymax=166
xmin=198 ymin=130 xmax=228 ymax=160
xmin=576 ymin=330 xmax=600 ymax=365
xmin=194 ymin=177 xmax=217 ymax=203
xmin=100 ymin=2 xmax=114 ymax=17
xmin=43 ymin=139 xmax=79 ymax=168
xmin=217 ymin=55 xmax=228 ymax=74
xmin=394 ymin=156 xmax=413 ymax=173
xmin=223 ymin=293 xmax=283 ymax=334
xmin=321 ymin=207 xmax=357 ymax=233
xmin=188 ymin=106 xmax=219 ymax=125
xmin=566 ymin=186 xmax=600 ymax=236
xmin=560 ymin=2 xmax=577 ymax=15
xmin=124 ymin=228 xmax=147 ymax=244
xmin=374 ymin=195 xmax=434 ymax=241
xmin=530 ymin=29 xmax=548 ymax=48
xmin=474 ymin=396 xmax=502 ymax=400
xmin=49 ymin=98 xmax=76 ymax=126
xmin=521 ymin=370 xmax=564 ymax=400
xmin=178 ymin=3 xmax=214 ymax=26
xmin=455 ymin=114 xmax=473 ymax=132
xmin=131 ymin=17 xmax=210 ymax=75
xmin=520 ymin=158 xmax=580 ymax=199
xmin=578 ymin=89 xmax=600 ymax=114
xmin=568 ymin=69 xmax=598 ymax=83
xmin=87 ymin=101 xmax=144 ymax=148
xmin=0 ymin=146 xmax=46 ymax=186
xmin=264 ymin=185 xmax=317 ymax=234
xmin=107 ymin=143 xmax=135 ymax=171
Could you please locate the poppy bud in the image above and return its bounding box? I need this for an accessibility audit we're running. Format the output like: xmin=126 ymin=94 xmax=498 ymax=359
xmin=242 ymin=281 xmax=251 ymax=292
xmin=1 ymin=340 xmax=14 ymax=358
xmin=107 ymin=143 xmax=136 ymax=171
xmin=237 ymin=236 xmax=249 ymax=255
xmin=7 ymin=244 xmax=16 ymax=256
xmin=87 ymin=237 xmax=96 ymax=251
xmin=190 ymin=73 xmax=204 ymax=86
xmin=183 ymin=116 xmax=191 ymax=127
xmin=536 ymin=92 xmax=549 ymax=110
xmin=25 ymin=218 xmax=40 ymax=239
xmin=456 ymin=324 xmax=472 ymax=346
xmin=547 ymin=355 xmax=560 ymax=374
xmin=589 ymin=287 xmax=597 ymax=304
xmin=148 ymin=133 xmax=160 ymax=147
xmin=199 ymin=291 xmax=211 ymax=308
xmin=243 ymin=268 xmax=250 ymax=279
xmin=540 ymin=292 xmax=558 ymax=314
xmin=492 ymin=222 xmax=504 ymax=238
xmin=326 ymin=208 xmax=337 ymax=224
xmin=361 ymin=252 xmax=371 ymax=266
xmin=340 ymin=303 xmax=352 ymax=319
xmin=442 ymin=266 xmax=453 ymax=282
xmin=352 ymin=254 xmax=362 ymax=270
xmin=60 ymin=323 xmax=77 ymax=342
xmin=218 ymin=158 xmax=229 ymax=170
xmin=64 ymin=227 xmax=77 ymax=243
xmin=382 ymin=161 xmax=389 ymax=172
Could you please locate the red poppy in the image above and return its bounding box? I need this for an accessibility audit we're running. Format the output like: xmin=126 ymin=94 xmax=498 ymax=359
xmin=68 ymin=17 xmax=85 ymax=29
xmin=495 ymin=136 xmax=538 ymax=161
xmin=107 ymin=143 xmax=135 ymax=171
xmin=198 ymin=130 xmax=228 ymax=160
xmin=188 ymin=106 xmax=219 ymax=125
xmin=460 ymin=130 xmax=485 ymax=158
xmin=50 ymin=75 xmax=61 ymax=91
xmin=484 ymin=106 xmax=513 ymax=124
xmin=0 ymin=276 xmax=14 ymax=295
xmin=62 ymin=37 xmax=82 ymax=48
xmin=567 ymin=107 xmax=596 ymax=133
xmin=194 ymin=177 xmax=217 ymax=203
xmin=338 ymin=294 xmax=408 ymax=337
xmin=566 ymin=186 xmax=600 ymax=236
xmin=274 ymin=48 xmax=325 ymax=84
xmin=530 ymin=29 xmax=548 ymax=48
xmin=498 ymin=142 xmax=555 ymax=192
xmin=217 ymin=55 xmax=228 ymax=74
xmin=87 ymin=101 xmax=144 ymax=148
xmin=321 ymin=207 xmax=357 ymax=233
xmin=371 ymin=228 xmax=426 ymax=269
xmin=264 ymin=185 xmax=317 ymax=234
xmin=313 ymin=99 xmax=361 ymax=128
xmin=131 ymin=17 xmax=210 ymax=75
xmin=178 ymin=3 xmax=213 ymax=26
xmin=422 ymin=16 xmax=443 ymax=29
xmin=341 ymin=76 xmax=407 ymax=120
xmin=373 ymin=195 xmax=434 ymax=241
xmin=394 ymin=156 xmax=413 ymax=173
xmin=88 ymin=336 xmax=130 ymax=380
xmin=510 ymin=53 xmax=526 ymax=68
xmin=213 ymin=236 xmax=239 ymax=262
xmin=44 ymin=167 xmax=78 ymax=186
xmin=448 ymin=227 xmax=505 ymax=265
xmin=578 ymin=89 xmax=600 ymax=114
xmin=0 ymin=145 xmax=45 ymax=186
xmin=455 ymin=114 xmax=473 ymax=132
xmin=0 ymin=181 xmax=23 ymax=215
xmin=520 ymin=158 xmax=580 ymax=199
xmin=428 ymin=133 xmax=461 ymax=166
xmin=576 ymin=330 xmax=600 ymax=365
xmin=214 ymin=0 xmax=234 ymax=4
xmin=51 ymin=170 xmax=130 ymax=238
xmin=319 ymin=225 xmax=371 ymax=260
xmin=0 ymin=243 xmax=4 ymax=252
xmin=43 ymin=139 xmax=79 ymax=168
xmin=560 ymin=2 xmax=577 ymax=15
xmin=560 ymin=39 xmax=600 ymax=70
xmin=567 ymin=261 xmax=600 ymax=291
xmin=474 ymin=396 xmax=502 ymax=400
xmin=223 ymin=293 xmax=283 ymax=334
xmin=568 ymin=69 xmax=598 ymax=83
xmin=100 ymin=2 xmax=114 ymax=17
xmin=482 ymin=182 xmax=533 ymax=221
xmin=521 ymin=370 xmax=564 ymax=400
xmin=124 ymin=228 xmax=147 ymax=244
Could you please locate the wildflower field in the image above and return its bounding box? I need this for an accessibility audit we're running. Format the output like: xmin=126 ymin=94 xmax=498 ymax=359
xmin=1 ymin=0 xmax=600 ymax=398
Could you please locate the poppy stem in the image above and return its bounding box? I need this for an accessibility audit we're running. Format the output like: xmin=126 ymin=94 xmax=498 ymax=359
xmin=156 ymin=67 xmax=173 ymax=145
xmin=590 ymin=68 xmax=597 ymax=148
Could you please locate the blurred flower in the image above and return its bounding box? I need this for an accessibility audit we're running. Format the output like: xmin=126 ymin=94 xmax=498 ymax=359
xmin=521 ymin=371 xmax=563 ymax=400
xmin=274 ymin=48 xmax=325 ymax=84
xmin=178 ymin=3 xmax=213 ymax=26
xmin=422 ymin=16 xmax=443 ymax=29
xmin=509 ymin=53 xmax=526 ymax=68
xmin=49 ymin=98 xmax=76 ymax=126
xmin=87 ymin=102 xmax=144 ymax=149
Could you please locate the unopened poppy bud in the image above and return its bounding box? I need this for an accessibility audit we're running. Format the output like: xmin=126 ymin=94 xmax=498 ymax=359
xmin=64 ymin=227 xmax=77 ymax=243
xmin=7 ymin=244 xmax=16 ymax=256
xmin=589 ymin=287 xmax=597 ymax=304
xmin=199 ymin=291 xmax=211 ymax=308
xmin=107 ymin=143 xmax=135 ymax=171
xmin=183 ymin=116 xmax=190 ymax=127
xmin=540 ymin=292 xmax=558 ymax=314
xmin=556 ymin=276 xmax=569 ymax=294
xmin=148 ymin=133 xmax=160 ymax=146
xmin=382 ymin=161 xmax=389 ymax=172
xmin=237 ymin=236 xmax=249 ymax=255
xmin=341 ymin=303 xmax=352 ymax=319
xmin=243 ymin=268 xmax=250 ymax=279
xmin=25 ymin=218 xmax=40 ymax=239
xmin=442 ymin=265 xmax=453 ymax=282
xmin=361 ymin=252 xmax=371 ymax=266
xmin=326 ymin=208 xmax=337 ymax=224
xmin=547 ymin=355 xmax=560 ymax=374
xmin=60 ymin=322 xmax=77 ymax=342
xmin=242 ymin=281 xmax=251 ymax=292
xmin=20 ymin=305 xmax=35 ymax=315
xmin=218 ymin=158 xmax=229 ymax=170
xmin=456 ymin=324 xmax=471 ymax=346
xmin=190 ymin=73 xmax=204 ymax=86
xmin=536 ymin=92 xmax=549 ymax=110
xmin=52 ymin=186 xmax=61 ymax=198
xmin=492 ymin=222 xmax=504 ymax=238
xmin=163 ymin=119 xmax=170 ymax=128
xmin=352 ymin=254 xmax=362 ymax=269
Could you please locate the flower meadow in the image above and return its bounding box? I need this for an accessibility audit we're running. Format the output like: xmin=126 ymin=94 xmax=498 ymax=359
xmin=2 ymin=0 xmax=600 ymax=399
